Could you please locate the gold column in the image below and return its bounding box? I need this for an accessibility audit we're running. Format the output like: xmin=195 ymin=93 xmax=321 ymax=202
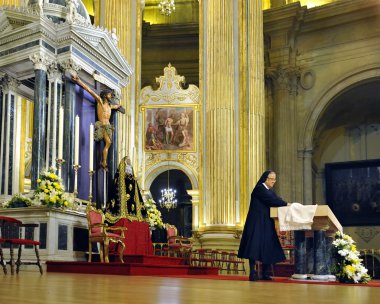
xmin=247 ymin=0 xmax=266 ymax=205
xmin=203 ymin=0 xmax=236 ymax=227
xmin=237 ymin=1 xmax=266 ymax=226
xmin=200 ymin=1 xmax=266 ymax=242
xmin=93 ymin=0 xmax=142 ymax=166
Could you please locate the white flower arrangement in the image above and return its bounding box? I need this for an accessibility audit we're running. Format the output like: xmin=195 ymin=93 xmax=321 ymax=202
xmin=143 ymin=198 xmax=165 ymax=229
xmin=332 ymin=231 xmax=371 ymax=284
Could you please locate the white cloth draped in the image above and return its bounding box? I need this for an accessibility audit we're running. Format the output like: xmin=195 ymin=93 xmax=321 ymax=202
xmin=278 ymin=203 xmax=318 ymax=231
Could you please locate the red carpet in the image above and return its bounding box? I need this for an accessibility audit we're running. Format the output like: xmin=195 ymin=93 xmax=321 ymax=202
xmin=46 ymin=254 xmax=219 ymax=276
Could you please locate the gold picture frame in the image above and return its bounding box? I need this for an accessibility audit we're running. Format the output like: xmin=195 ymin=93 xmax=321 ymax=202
xmin=141 ymin=105 xmax=197 ymax=152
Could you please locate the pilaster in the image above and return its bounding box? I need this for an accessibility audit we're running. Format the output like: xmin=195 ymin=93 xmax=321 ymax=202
xmin=0 ymin=75 xmax=21 ymax=194
xmin=267 ymin=64 xmax=300 ymax=201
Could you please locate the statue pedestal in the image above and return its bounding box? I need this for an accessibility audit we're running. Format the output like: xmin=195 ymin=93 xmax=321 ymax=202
xmin=112 ymin=219 xmax=154 ymax=255
xmin=271 ymin=205 xmax=342 ymax=281
xmin=0 ymin=206 xmax=88 ymax=263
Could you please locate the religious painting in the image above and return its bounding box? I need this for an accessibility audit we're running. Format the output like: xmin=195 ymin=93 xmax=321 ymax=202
xmin=142 ymin=106 xmax=196 ymax=152
xmin=325 ymin=159 xmax=380 ymax=226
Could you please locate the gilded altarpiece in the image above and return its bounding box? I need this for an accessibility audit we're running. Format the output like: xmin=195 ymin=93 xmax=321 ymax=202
xmin=139 ymin=64 xmax=200 ymax=231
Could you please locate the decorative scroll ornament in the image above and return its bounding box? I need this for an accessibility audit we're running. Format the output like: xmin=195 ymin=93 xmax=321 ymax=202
xmin=146 ymin=153 xmax=161 ymax=167
xmin=140 ymin=63 xmax=200 ymax=105
xmin=177 ymin=153 xmax=197 ymax=170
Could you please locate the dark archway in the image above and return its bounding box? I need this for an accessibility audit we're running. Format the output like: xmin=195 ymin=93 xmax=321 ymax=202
xmin=149 ymin=169 xmax=193 ymax=242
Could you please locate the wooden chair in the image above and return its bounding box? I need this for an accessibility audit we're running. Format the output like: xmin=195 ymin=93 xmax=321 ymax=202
xmin=0 ymin=238 xmax=7 ymax=274
xmin=166 ymin=224 xmax=192 ymax=259
xmin=0 ymin=216 xmax=42 ymax=275
xmin=86 ymin=206 xmax=127 ymax=263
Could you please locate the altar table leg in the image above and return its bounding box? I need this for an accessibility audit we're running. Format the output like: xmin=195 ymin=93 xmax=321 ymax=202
xmin=311 ymin=230 xmax=330 ymax=280
xmin=292 ymin=230 xmax=307 ymax=279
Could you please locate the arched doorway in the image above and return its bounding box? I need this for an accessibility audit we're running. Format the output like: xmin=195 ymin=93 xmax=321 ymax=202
xmin=312 ymin=79 xmax=380 ymax=205
xmin=149 ymin=169 xmax=193 ymax=242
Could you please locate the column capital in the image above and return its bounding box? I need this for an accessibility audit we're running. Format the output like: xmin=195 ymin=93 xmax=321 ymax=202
xmin=48 ymin=63 xmax=63 ymax=83
xmin=30 ymin=53 xmax=54 ymax=71
xmin=59 ymin=59 xmax=82 ymax=75
xmin=0 ymin=74 xmax=21 ymax=93
xmin=266 ymin=65 xmax=301 ymax=96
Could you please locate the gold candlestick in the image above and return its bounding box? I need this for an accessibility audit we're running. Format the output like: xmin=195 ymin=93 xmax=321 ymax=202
xmin=88 ymin=170 xmax=95 ymax=205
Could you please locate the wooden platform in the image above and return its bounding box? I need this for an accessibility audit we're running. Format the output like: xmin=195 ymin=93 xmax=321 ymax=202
xmin=46 ymin=254 xmax=219 ymax=276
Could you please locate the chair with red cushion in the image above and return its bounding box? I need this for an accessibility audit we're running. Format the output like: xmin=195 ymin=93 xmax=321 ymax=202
xmin=1 ymin=217 xmax=43 ymax=275
xmin=87 ymin=205 xmax=127 ymax=263
xmin=8 ymin=224 xmax=43 ymax=275
xmin=166 ymin=224 xmax=192 ymax=259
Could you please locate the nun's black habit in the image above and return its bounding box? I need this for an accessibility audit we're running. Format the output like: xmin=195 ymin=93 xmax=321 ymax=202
xmin=238 ymin=171 xmax=287 ymax=264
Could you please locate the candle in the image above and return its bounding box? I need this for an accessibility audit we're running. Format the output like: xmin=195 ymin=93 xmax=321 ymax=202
xmin=58 ymin=107 xmax=64 ymax=159
xmin=74 ymin=115 xmax=80 ymax=166
xmin=89 ymin=123 xmax=94 ymax=171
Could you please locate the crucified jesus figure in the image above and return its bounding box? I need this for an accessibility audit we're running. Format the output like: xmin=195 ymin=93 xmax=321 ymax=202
xmin=72 ymin=74 xmax=125 ymax=170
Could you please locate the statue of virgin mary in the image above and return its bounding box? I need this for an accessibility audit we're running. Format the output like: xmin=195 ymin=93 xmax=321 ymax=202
xmin=105 ymin=156 xmax=146 ymax=223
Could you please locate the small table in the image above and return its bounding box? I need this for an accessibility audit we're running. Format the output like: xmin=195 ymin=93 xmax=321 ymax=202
xmin=270 ymin=205 xmax=342 ymax=280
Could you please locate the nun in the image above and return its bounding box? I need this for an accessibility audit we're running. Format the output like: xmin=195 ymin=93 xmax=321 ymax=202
xmin=238 ymin=170 xmax=289 ymax=281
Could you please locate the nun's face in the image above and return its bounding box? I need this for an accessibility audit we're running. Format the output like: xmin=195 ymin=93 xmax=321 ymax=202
xmin=264 ymin=172 xmax=277 ymax=189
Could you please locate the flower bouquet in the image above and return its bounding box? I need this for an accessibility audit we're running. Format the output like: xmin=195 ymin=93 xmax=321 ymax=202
xmin=143 ymin=198 xmax=165 ymax=229
xmin=3 ymin=193 xmax=32 ymax=208
xmin=331 ymin=231 xmax=371 ymax=283
xmin=33 ymin=168 xmax=72 ymax=209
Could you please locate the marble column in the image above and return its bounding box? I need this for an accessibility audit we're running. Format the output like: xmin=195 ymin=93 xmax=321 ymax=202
xmin=306 ymin=234 xmax=314 ymax=274
xmin=46 ymin=64 xmax=63 ymax=170
xmin=0 ymin=75 xmax=20 ymax=194
xmin=294 ymin=230 xmax=307 ymax=277
xmin=313 ymin=230 xmax=330 ymax=279
xmin=60 ymin=59 xmax=81 ymax=192
xmin=30 ymin=54 xmax=52 ymax=189
xmin=303 ymin=148 xmax=313 ymax=204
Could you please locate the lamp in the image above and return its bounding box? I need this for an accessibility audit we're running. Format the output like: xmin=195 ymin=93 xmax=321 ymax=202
xmin=159 ymin=168 xmax=177 ymax=211
xmin=158 ymin=0 xmax=175 ymax=16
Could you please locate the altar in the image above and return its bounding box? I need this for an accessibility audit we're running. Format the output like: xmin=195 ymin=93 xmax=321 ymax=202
xmin=271 ymin=205 xmax=343 ymax=280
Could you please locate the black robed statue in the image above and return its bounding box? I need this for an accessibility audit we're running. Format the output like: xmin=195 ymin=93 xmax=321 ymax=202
xmin=105 ymin=156 xmax=146 ymax=223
